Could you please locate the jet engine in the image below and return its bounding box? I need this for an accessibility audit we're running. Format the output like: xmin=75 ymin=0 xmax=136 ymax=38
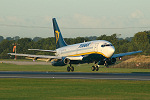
xmin=107 ymin=58 xmax=116 ymax=65
xmin=51 ymin=57 xmax=70 ymax=66
xmin=98 ymin=58 xmax=116 ymax=65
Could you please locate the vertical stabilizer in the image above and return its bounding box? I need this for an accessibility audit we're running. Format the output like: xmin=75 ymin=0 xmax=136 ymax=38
xmin=52 ymin=18 xmax=67 ymax=49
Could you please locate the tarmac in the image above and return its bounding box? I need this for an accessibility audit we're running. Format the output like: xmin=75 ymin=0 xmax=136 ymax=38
xmin=0 ymin=71 xmax=150 ymax=80
xmin=1 ymin=60 xmax=150 ymax=80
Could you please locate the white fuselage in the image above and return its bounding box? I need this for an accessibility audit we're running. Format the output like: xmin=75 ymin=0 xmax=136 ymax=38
xmin=55 ymin=40 xmax=115 ymax=59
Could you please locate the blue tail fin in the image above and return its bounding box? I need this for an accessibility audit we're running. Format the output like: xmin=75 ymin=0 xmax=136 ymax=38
xmin=52 ymin=18 xmax=67 ymax=49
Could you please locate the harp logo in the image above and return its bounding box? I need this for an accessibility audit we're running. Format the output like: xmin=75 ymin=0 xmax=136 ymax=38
xmin=55 ymin=30 xmax=60 ymax=44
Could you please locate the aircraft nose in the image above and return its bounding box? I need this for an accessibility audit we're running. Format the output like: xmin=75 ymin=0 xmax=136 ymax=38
xmin=110 ymin=46 xmax=115 ymax=55
xmin=106 ymin=46 xmax=115 ymax=58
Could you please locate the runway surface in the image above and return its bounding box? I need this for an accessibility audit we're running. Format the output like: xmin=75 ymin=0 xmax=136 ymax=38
xmin=0 ymin=71 xmax=150 ymax=80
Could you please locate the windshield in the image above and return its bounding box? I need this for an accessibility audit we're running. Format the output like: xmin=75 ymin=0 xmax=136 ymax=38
xmin=101 ymin=44 xmax=113 ymax=47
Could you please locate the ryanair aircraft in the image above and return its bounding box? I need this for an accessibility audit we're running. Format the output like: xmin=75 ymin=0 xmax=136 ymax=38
xmin=8 ymin=18 xmax=142 ymax=72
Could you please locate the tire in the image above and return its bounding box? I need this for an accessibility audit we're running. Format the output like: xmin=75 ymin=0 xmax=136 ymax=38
xmin=92 ymin=66 xmax=95 ymax=71
xmin=96 ymin=66 xmax=99 ymax=71
xmin=70 ymin=66 xmax=74 ymax=72
xmin=67 ymin=66 xmax=70 ymax=72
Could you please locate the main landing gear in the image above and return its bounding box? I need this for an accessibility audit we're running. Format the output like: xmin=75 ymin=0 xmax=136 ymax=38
xmin=67 ymin=64 xmax=74 ymax=72
xmin=92 ymin=65 xmax=99 ymax=71
xmin=92 ymin=62 xmax=99 ymax=71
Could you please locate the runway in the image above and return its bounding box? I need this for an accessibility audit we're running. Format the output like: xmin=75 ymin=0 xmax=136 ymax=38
xmin=0 ymin=71 xmax=150 ymax=80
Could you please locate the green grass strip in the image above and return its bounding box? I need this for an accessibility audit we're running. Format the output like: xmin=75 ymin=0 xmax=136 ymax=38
xmin=0 ymin=79 xmax=150 ymax=100
xmin=0 ymin=63 xmax=150 ymax=73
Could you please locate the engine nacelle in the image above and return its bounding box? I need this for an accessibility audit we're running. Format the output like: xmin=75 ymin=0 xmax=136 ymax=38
xmin=51 ymin=57 xmax=70 ymax=66
xmin=107 ymin=58 xmax=116 ymax=65
xmin=98 ymin=58 xmax=116 ymax=65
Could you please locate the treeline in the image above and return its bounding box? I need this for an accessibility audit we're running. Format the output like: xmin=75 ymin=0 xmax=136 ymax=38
xmin=0 ymin=31 xmax=150 ymax=59
xmin=0 ymin=36 xmax=43 ymax=42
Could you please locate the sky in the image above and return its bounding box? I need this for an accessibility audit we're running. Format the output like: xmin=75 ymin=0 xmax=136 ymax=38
xmin=0 ymin=0 xmax=150 ymax=38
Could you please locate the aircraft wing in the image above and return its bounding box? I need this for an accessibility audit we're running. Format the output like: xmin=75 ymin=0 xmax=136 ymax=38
xmin=8 ymin=53 xmax=83 ymax=61
xmin=28 ymin=49 xmax=56 ymax=53
xmin=8 ymin=53 xmax=61 ymax=59
xmin=111 ymin=50 xmax=142 ymax=58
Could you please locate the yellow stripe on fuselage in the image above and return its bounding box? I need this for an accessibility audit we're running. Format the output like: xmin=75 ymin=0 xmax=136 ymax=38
xmin=68 ymin=52 xmax=109 ymax=58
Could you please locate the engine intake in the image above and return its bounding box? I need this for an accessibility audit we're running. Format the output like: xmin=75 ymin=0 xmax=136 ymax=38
xmin=98 ymin=58 xmax=116 ymax=65
xmin=63 ymin=58 xmax=70 ymax=64
xmin=111 ymin=58 xmax=116 ymax=64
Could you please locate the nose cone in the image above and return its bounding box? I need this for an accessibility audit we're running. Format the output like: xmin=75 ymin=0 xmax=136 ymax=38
xmin=109 ymin=46 xmax=115 ymax=56
xmin=104 ymin=46 xmax=115 ymax=58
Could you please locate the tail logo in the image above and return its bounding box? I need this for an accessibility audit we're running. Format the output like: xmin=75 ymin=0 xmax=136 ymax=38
xmin=55 ymin=30 xmax=60 ymax=44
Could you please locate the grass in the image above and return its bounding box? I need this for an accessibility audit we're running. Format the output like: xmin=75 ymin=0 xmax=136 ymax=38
xmin=0 ymin=63 xmax=150 ymax=73
xmin=0 ymin=62 xmax=150 ymax=73
xmin=0 ymin=78 xmax=150 ymax=100
xmin=0 ymin=60 xmax=150 ymax=100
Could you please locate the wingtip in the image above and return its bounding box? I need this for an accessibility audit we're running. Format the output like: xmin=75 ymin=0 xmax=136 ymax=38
xmin=138 ymin=50 xmax=143 ymax=52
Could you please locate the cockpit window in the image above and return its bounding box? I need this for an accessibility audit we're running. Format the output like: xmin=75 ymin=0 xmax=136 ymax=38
xmin=101 ymin=45 xmax=105 ymax=47
xmin=101 ymin=44 xmax=112 ymax=47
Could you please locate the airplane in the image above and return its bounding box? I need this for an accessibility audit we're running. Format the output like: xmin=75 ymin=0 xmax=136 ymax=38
xmin=8 ymin=18 xmax=142 ymax=72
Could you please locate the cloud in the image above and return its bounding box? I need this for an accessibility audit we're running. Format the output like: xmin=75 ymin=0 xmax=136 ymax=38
xmin=130 ymin=10 xmax=144 ymax=19
xmin=0 ymin=16 xmax=26 ymax=25
xmin=73 ymin=13 xmax=126 ymax=28
xmin=0 ymin=14 xmax=149 ymax=38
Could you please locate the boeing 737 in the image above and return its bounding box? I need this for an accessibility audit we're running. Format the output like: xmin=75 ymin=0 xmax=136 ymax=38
xmin=8 ymin=18 xmax=142 ymax=72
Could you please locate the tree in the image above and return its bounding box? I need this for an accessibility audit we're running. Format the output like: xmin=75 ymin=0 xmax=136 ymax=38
xmin=33 ymin=37 xmax=42 ymax=42
xmin=0 ymin=36 xmax=4 ymax=43
xmin=132 ymin=32 xmax=149 ymax=50
xmin=6 ymin=37 xmax=13 ymax=41
xmin=13 ymin=36 xmax=20 ymax=41
xmin=17 ymin=38 xmax=33 ymax=53
xmin=0 ymin=39 xmax=13 ymax=58
xmin=132 ymin=32 xmax=149 ymax=44
xmin=131 ymin=32 xmax=150 ymax=55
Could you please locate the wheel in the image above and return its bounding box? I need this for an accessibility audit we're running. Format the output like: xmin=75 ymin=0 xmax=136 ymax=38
xmin=92 ymin=66 xmax=95 ymax=71
xmin=104 ymin=63 xmax=109 ymax=68
xmin=96 ymin=66 xmax=99 ymax=71
xmin=70 ymin=66 xmax=74 ymax=72
xmin=67 ymin=66 xmax=70 ymax=72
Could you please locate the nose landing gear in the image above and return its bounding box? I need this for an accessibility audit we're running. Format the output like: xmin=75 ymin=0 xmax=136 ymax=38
xmin=104 ymin=61 xmax=109 ymax=68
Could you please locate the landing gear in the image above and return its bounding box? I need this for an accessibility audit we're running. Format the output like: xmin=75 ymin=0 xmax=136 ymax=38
xmin=92 ymin=62 xmax=99 ymax=71
xmin=67 ymin=64 xmax=74 ymax=72
xmin=70 ymin=66 xmax=74 ymax=72
xmin=67 ymin=66 xmax=71 ymax=72
xmin=92 ymin=65 xmax=99 ymax=71
xmin=104 ymin=61 xmax=109 ymax=68
xmin=92 ymin=66 xmax=95 ymax=71
xmin=95 ymin=66 xmax=99 ymax=71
